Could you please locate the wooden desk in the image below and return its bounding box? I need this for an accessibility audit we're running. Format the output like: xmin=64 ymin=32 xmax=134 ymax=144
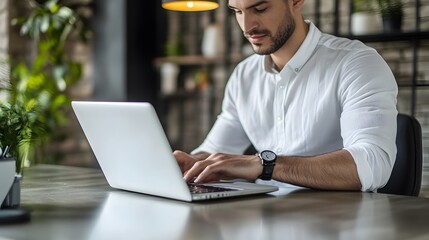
xmin=1 ymin=164 xmax=429 ymax=240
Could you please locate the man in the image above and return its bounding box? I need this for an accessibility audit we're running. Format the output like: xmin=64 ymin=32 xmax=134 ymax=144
xmin=174 ymin=0 xmax=398 ymax=192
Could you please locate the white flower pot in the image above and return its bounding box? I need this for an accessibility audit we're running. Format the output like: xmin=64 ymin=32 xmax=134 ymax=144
xmin=351 ymin=12 xmax=381 ymax=35
xmin=201 ymin=23 xmax=223 ymax=57
xmin=0 ymin=159 xmax=15 ymax=207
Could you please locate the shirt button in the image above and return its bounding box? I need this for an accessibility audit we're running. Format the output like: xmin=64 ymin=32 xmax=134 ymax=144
xmin=279 ymin=85 xmax=284 ymax=89
xmin=277 ymin=116 xmax=282 ymax=121
xmin=276 ymin=148 xmax=282 ymax=153
xmin=295 ymin=68 xmax=300 ymax=72
xmin=275 ymin=76 xmax=281 ymax=81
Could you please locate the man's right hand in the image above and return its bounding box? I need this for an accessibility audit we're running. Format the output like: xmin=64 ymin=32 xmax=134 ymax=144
xmin=173 ymin=150 xmax=209 ymax=175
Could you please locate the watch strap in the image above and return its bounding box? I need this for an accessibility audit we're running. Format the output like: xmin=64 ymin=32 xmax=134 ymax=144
xmin=259 ymin=164 xmax=275 ymax=180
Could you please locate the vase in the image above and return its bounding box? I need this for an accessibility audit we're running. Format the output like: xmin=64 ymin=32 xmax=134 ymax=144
xmin=160 ymin=63 xmax=179 ymax=95
xmin=351 ymin=12 xmax=381 ymax=35
xmin=201 ymin=23 xmax=223 ymax=57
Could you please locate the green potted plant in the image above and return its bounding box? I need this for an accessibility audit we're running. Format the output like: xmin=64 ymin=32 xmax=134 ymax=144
xmin=0 ymin=74 xmax=48 ymax=209
xmin=351 ymin=0 xmax=380 ymax=35
xmin=377 ymin=0 xmax=403 ymax=33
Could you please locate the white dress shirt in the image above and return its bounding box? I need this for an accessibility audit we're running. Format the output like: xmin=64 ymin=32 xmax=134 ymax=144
xmin=192 ymin=21 xmax=398 ymax=192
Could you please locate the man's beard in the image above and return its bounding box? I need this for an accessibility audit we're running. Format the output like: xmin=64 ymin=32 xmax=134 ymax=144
xmin=246 ymin=14 xmax=296 ymax=55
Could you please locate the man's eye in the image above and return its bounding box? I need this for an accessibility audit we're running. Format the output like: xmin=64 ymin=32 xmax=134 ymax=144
xmin=254 ymin=8 xmax=267 ymax=13
xmin=231 ymin=10 xmax=242 ymax=15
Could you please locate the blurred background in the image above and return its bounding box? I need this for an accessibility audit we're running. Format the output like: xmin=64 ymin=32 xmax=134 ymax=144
xmin=0 ymin=0 xmax=428 ymax=170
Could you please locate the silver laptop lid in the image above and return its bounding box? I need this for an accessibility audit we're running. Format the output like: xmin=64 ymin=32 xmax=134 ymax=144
xmin=72 ymin=101 xmax=193 ymax=201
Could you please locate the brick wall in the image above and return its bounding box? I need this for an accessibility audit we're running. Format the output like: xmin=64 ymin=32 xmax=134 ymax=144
xmin=0 ymin=0 xmax=8 ymax=92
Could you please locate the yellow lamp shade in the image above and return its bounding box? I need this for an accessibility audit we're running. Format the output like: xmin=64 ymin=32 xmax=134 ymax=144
xmin=162 ymin=0 xmax=219 ymax=12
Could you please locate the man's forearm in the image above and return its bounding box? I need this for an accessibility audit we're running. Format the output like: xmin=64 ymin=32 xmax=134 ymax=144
xmin=273 ymin=149 xmax=362 ymax=191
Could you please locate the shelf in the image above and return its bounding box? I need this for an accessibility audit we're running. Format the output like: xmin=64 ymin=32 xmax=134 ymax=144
xmin=398 ymin=82 xmax=429 ymax=88
xmin=155 ymin=31 xmax=429 ymax=67
xmin=154 ymin=54 xmax=245 ymax=67
xmin=342 ymin=31 xmax=429 ymax=43
xmin=158 ymin=90 xmax=201 ymax=100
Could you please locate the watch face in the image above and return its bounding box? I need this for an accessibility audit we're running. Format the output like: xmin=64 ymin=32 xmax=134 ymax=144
xmin=261 ymin=150 xmax=276 ymax=161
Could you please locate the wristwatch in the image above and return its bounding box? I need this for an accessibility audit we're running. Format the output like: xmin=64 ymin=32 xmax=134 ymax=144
xmin=258 ymin=150 xmax=277 ymax=180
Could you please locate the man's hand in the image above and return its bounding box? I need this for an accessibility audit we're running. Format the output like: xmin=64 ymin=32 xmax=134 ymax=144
xmin=173 ymin=150 xmax=200 ymax=175
xmin=178 ymin=153 xmax=262 ymax=184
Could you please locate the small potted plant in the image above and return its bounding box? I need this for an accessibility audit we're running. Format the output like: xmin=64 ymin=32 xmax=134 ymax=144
xmin=377 ymin=0 xmax=404 ymax=33
xmin=0 ymin=73 xmax=47 ymax=209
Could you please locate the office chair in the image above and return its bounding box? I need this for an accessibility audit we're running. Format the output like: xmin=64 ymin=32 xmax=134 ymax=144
xmin=378 ymin=113 xmax=423 ymax=196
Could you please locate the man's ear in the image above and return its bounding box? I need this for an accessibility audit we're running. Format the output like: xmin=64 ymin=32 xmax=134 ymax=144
xmin=292 ymin=0 xmax=305 ymax=9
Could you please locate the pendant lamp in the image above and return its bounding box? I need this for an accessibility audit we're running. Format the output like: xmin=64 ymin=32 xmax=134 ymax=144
xmin=162 ymin=0 xmax=219 ymax=12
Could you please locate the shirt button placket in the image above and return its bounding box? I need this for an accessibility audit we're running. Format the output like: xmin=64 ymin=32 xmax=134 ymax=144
xmin=275 ymin=74 xmax=286 ymax=155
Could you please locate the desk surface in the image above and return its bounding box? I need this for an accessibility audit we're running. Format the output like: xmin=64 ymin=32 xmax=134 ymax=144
xmin=1 ymin=164 xmax=429 ymax=240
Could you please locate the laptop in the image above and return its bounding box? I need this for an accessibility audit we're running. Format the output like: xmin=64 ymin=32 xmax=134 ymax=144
xmin=71 ymin=101 xmax=278 ymax=202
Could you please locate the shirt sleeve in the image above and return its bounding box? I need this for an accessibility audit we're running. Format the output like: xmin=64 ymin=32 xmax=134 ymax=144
xmin=340 ymin=49 xmax=398 ymax=192
xmin=191 ymin=71 xmax=252 ymax=155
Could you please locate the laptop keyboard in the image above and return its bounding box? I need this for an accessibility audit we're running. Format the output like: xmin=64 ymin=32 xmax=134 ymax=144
xmin=188 ymin=183 xmax=238 ymax=194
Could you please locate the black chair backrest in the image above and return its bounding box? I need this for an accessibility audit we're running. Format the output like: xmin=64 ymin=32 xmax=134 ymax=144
xmin=378 ymin=114 xmax=423 ymax=196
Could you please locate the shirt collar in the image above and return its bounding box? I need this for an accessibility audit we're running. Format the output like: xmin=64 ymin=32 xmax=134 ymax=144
xmin=264 ymin=20 xmax=322 ymax=74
